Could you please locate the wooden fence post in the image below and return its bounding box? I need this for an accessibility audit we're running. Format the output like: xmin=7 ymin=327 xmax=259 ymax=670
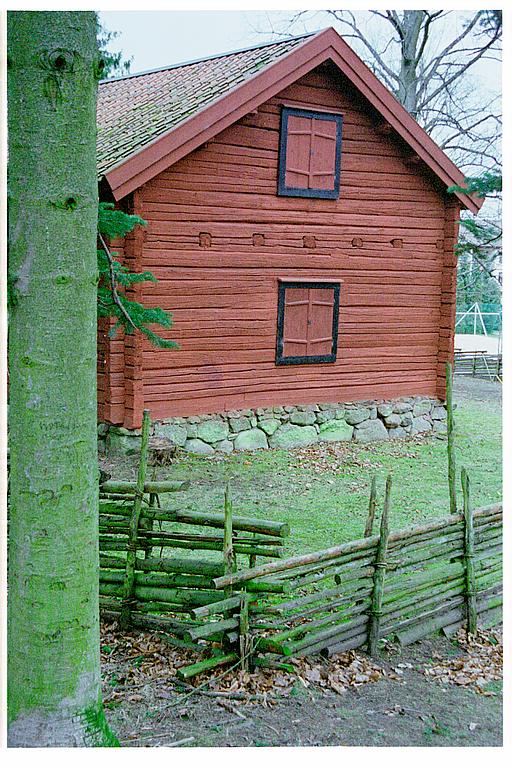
xmin=223 ymin=479 xmax=235 ymax=602
xmin=367 ymin=474 xmax=391 ymax=656
xmin=461 ymin=467 xmax=477 ymax=634
xmin=120 ymin=409 xmax=151 ymax=628
xmin=446 ymin=362 xmax=457 ymax=514
xmin=239 ymin=591 xmax=250 ymax=671
xmin=249 ymin=533 xmax=257 ymax=568
xmin=364 ymin=474 xmax=378 ymax=537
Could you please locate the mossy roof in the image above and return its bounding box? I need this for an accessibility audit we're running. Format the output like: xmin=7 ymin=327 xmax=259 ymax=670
xmin=97 ymin=33 xmax=311 ymax=177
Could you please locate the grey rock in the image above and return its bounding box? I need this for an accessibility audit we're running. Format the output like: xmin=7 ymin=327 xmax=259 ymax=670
xmin=401 ymin=414 xmax=413 ymax=427
xmin=384 ymin=413 xmax=402 ymax=428
xmin=226 ymin=410 xmax=242 ymax=419
xmin=250 ymin=417 xmax=258 ymax=427
xmin=433 ymin=421 xmax=448 ymax=434
xmin=345 ymin=407 xmax=371 ymax=426
xmin=197 ymin=420 xmax=229 ymax=443
xmin=411 ymin=416 xmax=432 ymax=434
xmin=290 ymin=411 xmax=316 ymax=426
xmin=319 ymin=403 xmax=339 ymax=411
xmin=269 ymin=424 xmax=318 ymax=449
xmin=229 ymin=416 xmax=251 ymax=433
xmin=154 ymin=423 xmax=188 ymax=447
xmin=97 ymin=422 xmax=109 ymax=437
xmin=431 ymin=406 xmax=447 ymax=421
xmin=388 ymin=426 xmax=407 ymax=439
xmin=393 ymin=402 xmax=412 ymax=414
xmin=234 ymin=428 xmax=268 ymax=451
xmin=316 ymin=410 xmax=336 ymax=424
xmin=110 ymin=425 xmax=141 ymax=436
xmin=216 ymin=439 xmax=234 ymax=453
xmin=186 ymin=424 xmax=198 ymax=439
xmin=184 ymin=438 xmax=215 ymax=455
xmin=413 ymin=400 xmax=432 ymax=417
xmin=273 ymin=406 xmax=285 ymax=415
xmin=354 ymin=419 xmax=389 ymax=442
xmin=107 ymin=433 xmax=141 ymax=455
xmin=377 ymin=404 xmax=393 ymax=418
xmin=318 ymin=420 xmax=353 ymax=442
xmin=334 ymin=408 xmax=346 ymax=420
xmin=259 ymin=418 xmax=281 ymax=436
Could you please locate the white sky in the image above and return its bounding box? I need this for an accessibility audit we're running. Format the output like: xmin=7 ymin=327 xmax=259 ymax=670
xmin=98 ymin=8 xmax=501 ymax=93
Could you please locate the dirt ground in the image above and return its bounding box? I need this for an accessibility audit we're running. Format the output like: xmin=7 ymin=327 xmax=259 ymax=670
xmin=102 ymin=626 xmax=502 ymax=747
xmin=453 ymin=374 xmax=502 ymax=406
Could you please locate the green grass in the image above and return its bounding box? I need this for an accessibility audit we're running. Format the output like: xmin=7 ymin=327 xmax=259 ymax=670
xmin=142 ymin=394 xmax=502 ymax=558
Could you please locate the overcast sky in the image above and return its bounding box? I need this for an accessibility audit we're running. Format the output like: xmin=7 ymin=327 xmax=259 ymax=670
xmin=98 ymin=9 xmax=500 ymax=93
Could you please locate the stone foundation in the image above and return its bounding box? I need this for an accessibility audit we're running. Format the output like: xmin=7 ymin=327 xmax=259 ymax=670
xmin=100 ymin=396 xmax=447 ymax=456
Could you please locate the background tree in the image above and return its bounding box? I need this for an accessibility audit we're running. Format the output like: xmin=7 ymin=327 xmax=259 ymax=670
xmin=8 ymin=11 xmax=117 ymax=746
xmin=97 ymin=19 xmax=132 ymax=79
xmin=450 ymin=171 xmax=502 ymax=309
xmin=261 ymin=9 xmax=501 ymax=173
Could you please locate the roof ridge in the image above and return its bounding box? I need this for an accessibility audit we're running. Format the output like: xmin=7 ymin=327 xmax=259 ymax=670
xmin=99 ymin=30 xmax=316 ymax=85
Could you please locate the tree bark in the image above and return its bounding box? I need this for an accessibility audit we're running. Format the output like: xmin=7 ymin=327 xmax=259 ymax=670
xmin=7 ymin=11 xmax=117 ymax=746
xmin=396 ymin=10 xmax=423 ymax=118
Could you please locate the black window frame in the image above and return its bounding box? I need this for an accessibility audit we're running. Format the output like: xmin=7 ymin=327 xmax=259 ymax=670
xmin=276 ymin=280 xmax=341 ymax=366
xmin=277 ymin=107 xmax=343 ymax=199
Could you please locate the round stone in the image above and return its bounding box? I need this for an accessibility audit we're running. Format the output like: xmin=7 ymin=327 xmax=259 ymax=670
xmin=234 ymin=428 xmax=268 ymax=451
xmin=269 ymin=424 xmax=318 ymax=449
xmin=197 ymin=420 xmax=229 ymax=443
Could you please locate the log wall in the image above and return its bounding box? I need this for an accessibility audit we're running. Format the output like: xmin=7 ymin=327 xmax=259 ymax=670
xmin=99 ymin=63 xmax=459 ymax=426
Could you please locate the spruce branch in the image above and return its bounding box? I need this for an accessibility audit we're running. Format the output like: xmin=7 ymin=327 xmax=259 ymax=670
xmin=98 ymin=231 xmax=137 ymax=332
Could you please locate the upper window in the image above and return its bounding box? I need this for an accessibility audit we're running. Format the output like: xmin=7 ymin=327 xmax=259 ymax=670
xmin=278 ymin=107 xmax=343 ymax=199
xmin=276 ymin=280 xmax=341 ymax=365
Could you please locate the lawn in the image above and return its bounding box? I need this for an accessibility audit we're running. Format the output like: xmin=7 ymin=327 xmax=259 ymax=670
xmin=105 ymin=379 xmax=502 ymax=558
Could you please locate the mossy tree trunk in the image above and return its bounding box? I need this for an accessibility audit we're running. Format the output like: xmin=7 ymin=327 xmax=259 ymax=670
xmin=7 ymin=11 xmax=117 ymax=746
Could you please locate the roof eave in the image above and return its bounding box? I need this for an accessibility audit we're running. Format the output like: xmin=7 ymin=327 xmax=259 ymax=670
xmin=102 ymin=27 xmax=482 ymax=214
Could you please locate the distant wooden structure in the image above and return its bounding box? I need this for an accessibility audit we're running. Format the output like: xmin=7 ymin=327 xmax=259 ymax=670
xmin=96 ymin=28 xmax=482 ymax=429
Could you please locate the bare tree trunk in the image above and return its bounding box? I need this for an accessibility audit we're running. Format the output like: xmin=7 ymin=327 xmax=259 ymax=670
xmin=7 ymin=11 xmax=117 ymax=746
xmin=396 ymin=10 xmax=423 ymax=117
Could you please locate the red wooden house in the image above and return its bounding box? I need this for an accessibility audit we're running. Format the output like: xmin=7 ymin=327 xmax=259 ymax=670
xmin=97 ymin=28 xmax=481 ymax=450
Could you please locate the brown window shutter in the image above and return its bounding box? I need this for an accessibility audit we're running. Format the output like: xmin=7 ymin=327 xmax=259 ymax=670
xmin=306 ymin=287 xmax=336 ymax=356
xmin=277 ymin=281 xmax=340 ymax=365
xmin=309 ymin=118 xmax=338 ymax=191
xmin=284 ymin=114 xmax=315 ymax=189
xmin=278 ymin=108 xmax=343 ymax=199
xmin=281 ymin=287 xmax=310 ymax=358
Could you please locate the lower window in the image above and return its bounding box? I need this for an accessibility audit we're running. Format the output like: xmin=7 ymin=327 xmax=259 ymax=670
xmin=276 ymin=280 xmax=340 ymax=365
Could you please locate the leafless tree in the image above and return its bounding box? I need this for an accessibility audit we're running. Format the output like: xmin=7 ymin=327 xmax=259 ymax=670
xmin=255 ymin=9 xmax=502 ymax=175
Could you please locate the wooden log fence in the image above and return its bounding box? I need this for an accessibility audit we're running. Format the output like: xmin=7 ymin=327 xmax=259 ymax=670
xmin=98 ymin=412 xmax=502 ymax=679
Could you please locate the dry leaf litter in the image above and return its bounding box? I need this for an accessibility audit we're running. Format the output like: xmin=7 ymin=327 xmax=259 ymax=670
xmin=423 ymin=627 xmax=502 ymax=694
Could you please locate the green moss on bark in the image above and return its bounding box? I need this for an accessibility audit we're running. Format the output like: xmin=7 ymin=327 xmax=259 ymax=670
xmin=7 ymin=11 xmax=114 ymax=746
